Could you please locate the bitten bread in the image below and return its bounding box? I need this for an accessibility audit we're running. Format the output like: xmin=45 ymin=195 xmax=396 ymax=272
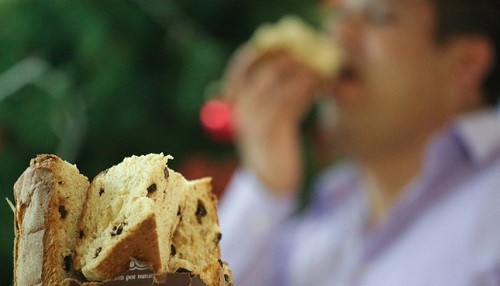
xmin=13 ymin=154 xmax=90 ymax=286
xmin=247 ymin=15 xmax=343 ymax=79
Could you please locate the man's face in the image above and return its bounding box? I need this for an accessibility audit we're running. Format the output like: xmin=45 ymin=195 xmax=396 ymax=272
xmin=328 ymin=0 xmax=460 ymax=159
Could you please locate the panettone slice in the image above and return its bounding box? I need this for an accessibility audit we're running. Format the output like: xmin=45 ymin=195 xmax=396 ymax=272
xmin=169 ymin=178 xmax=232 ymax=285
xmin=74 ymin=154 xmax=187 ymax=282
xmin=13 ymin=154 xmax=90 ymax=286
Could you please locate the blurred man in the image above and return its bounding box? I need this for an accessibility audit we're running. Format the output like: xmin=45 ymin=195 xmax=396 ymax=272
xmin=219 ymin=0 xmax=500 ymax=285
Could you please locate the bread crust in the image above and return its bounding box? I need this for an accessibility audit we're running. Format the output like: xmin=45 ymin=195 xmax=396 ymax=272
xmin=79 ymin=214 xmax=161 ymax=281
xmin=14 ymin=154 xmax=89 ymax=286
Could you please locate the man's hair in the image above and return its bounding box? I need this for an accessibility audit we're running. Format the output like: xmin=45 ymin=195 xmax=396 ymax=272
xmin=432 ymin=0 xmax=500 ymax=106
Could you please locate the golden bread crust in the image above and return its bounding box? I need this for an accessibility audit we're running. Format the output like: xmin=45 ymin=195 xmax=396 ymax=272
xmin=14 ymin=154 xmax=89 ymax=286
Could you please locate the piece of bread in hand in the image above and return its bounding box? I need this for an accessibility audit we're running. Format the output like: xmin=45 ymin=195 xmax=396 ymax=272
xmin=13 ymin=154 xmax=90 ymax=286
xmin=248 ymin=15 xmax=343 ymax=79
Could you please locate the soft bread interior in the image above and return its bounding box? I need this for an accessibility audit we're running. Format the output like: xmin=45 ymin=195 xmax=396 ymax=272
xmin=169 ymin=178 xmax=224 ymax=284
xmin=75 ymin=154 xmax=186 ymax=281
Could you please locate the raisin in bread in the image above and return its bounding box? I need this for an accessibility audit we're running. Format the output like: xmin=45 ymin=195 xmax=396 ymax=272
xmin=74 ymin=153 xmax=187 ymax=281
xmin=13 ymin=154 xmax=90 ymax=286
xmin=169 ymin=178 xmax=232 ymax=285
xmin=248 ymin=15 xmax=343 ymax=79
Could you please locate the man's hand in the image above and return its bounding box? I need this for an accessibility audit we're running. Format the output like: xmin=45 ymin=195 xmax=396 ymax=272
xmin=223 ymin=47 xmax=323 ymax=196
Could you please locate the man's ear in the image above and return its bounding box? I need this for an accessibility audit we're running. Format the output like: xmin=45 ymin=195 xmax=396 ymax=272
xmin=452 ymin=35 xmax=494 ymax=89
xmin=446 ymin=35 xmax=494 ymax=110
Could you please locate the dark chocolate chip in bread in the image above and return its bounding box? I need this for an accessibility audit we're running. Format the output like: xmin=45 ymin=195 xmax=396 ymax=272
xmin=63 ymin=255 xmax=73 ymax=272
xmin=147 ymin=183 xmax=157 ymax=194
xmin=59 ymin=205 xmax=68 ymax=219
xmin=94 ymin=247 xmax=102 ymax=258
xmin=216 ymin=232 xmax=222 ymax=244
xmin=195 ymin=200 xmax=207 ymax=224
xmin=171 ymin=244 xmax=177 ymax=256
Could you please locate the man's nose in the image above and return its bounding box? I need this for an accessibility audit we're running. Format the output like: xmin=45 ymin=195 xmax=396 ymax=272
xmin=328 ymin=8 xmax=364 ymax=53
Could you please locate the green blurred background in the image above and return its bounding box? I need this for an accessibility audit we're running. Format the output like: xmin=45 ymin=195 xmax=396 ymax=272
xmin=0 ymin=0 xmax=327 ymax=284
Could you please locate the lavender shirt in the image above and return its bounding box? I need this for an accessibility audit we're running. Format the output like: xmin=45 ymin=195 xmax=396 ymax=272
xmin=219 ymin=110 xmax=500 ymax=286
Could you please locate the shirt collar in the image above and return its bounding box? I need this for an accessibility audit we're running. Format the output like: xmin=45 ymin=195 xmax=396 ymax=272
xmin=312 ymin=160 xmax=360 ymax=214
xmin=453 ymin=109 xmax=500 ymax=166
xmin=312 ymin=109 xmax=500 ymax=213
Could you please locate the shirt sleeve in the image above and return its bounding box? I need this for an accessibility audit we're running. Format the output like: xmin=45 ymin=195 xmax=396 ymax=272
xmin=218 ymin=168 xmax=297 ymax=285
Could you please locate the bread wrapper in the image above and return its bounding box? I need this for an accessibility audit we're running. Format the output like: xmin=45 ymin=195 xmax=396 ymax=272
xmin=66 ymin=260 xmax=206 ymax=286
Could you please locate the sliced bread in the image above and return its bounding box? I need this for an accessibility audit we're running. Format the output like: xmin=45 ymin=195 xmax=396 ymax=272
xmin=169 ymin=178 xmax=231 ymax=285
xmin=74 ymin=153 xmax=187 ymax=281
xmin=13 ymin=154 xmax=90 ymax=286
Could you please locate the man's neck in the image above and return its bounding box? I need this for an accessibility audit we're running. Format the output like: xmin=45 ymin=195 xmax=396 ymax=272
xmin=360 ymin=142 xmax=426 ymax=228
xmin=357 ymin=94 xmax=485 ymax=227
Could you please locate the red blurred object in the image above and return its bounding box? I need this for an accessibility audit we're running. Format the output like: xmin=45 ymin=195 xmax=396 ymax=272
xmin=200 ymin=99 xmax=235 ymax=143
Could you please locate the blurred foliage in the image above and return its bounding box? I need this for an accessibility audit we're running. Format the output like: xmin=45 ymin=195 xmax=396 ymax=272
xmin=0 ymin=0 xmax=322 ymax=284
